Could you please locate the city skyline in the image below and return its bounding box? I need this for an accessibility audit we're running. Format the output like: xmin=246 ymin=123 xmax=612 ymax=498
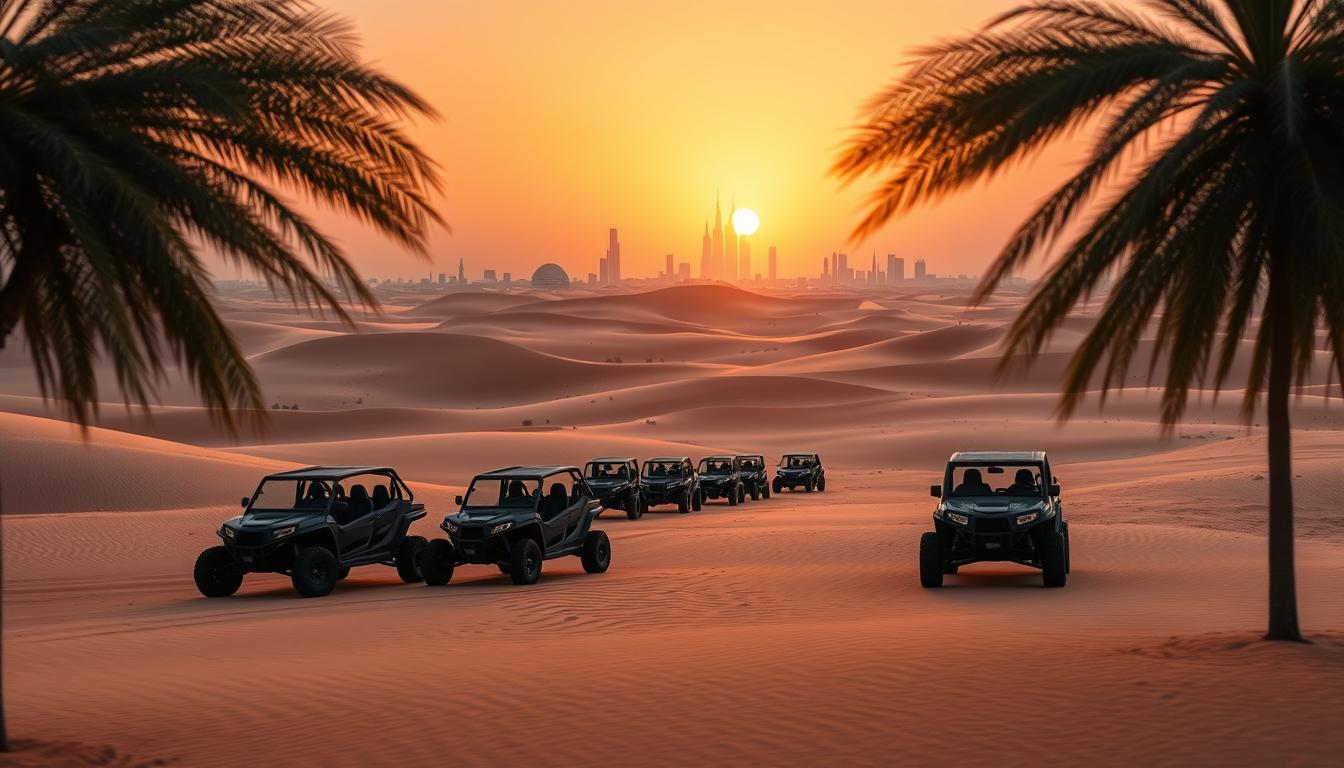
xmin=228 ymin=1 xmax=1057 ymax=287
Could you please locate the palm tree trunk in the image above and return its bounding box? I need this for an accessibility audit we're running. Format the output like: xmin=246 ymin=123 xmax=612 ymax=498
xmin=1264 ymin=245 xmax=1302 ymax=642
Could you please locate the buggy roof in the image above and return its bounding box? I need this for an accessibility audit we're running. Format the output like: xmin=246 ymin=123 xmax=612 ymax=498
xmin=586 ymin=457 xmax=637 ymax=464
xmin=475 ymin=466 xmax=578 ymax=480
xmin=782 ymin=452 xmax=819 ymax=457
xmin=644 ymin=456 xmax=689 ymax=463
xmin=264 ymin=466 xmax=396 ymax=481
xmin=735 ymin=453 xmax=765 ymax=458
xmin=949 ymin=451 xmax=1047 ymax=463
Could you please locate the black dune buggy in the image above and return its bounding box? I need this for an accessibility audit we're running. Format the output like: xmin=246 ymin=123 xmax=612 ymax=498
xmin=194 ymin=466 xmax=428 ymax=598
xmin=584 ymin=457 xmax=647 ymax=519
xmin=735 ymin=454 xmax=772 ymax=500
xmin=640 ymin=457 xmax=703 ymax=513
xmin=772 ymin=453 xmax=826 ymax=493
xmin=922 ymin=451 xmax=1070 ymax=588
xmin=421 ymin=466 xmax=611 ymax=586
xmin=697 ymin=456 xmax=746 ymax=506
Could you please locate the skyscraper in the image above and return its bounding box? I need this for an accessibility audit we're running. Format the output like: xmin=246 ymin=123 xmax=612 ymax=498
xmin=712 ymin=195 xmax=724 ymax=280
xmin=665 ymin=254 xmax=674 ymax=283
xmin=888 ymin=254 xmax=904 ymax=282
xmin=457 ymin=257 xmax=466 ymax=285
xmin=914 ymin=259 xmax=927 ymax=280
xmin=701 ymin=220 xmax=712 ymax=279
xmin=740 ymin=240 xmax=750 ymax=282
xmin=599 ymin=257 xmax=608 ymax=285
xmin=605 ymin=228 xmax=621 ymax=284
xmin=837 ymin=252 xmax=849 ymax=283
xmin=725 ymin=198 xmax=738 ymax=282
xmin=678 ymin=262 xmax=690 ymax=282
xmin=870 ymin=253 xmax=878 ymax=284
xmin=768 ymin=246 xmax=777 ymax=281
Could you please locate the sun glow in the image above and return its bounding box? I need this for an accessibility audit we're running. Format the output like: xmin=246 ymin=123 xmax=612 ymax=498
xmin=732 ymin=207 xmax=760 ymax=236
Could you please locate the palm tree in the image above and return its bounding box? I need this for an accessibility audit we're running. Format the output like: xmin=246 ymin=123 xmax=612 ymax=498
xmin=835 ymin=0 xmax=1344 ymax=643
xmin=0 ymin=0 xmax=441 ymax=750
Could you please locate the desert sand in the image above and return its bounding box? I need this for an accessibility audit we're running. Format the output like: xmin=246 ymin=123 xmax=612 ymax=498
xmin=1 ymin=283 xmax=1341 ymax=766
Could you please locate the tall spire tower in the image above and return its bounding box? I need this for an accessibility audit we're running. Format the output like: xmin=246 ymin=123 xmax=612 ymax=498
xmin=725 ymin=196 xmax=738 ymax=282
xmin=711 ymin=193 xmax=724 ymax=280
xmin=457 ymin=257 xmax=465 ymax=285
xmin=700 ymin=220 xmax=712 ymax=279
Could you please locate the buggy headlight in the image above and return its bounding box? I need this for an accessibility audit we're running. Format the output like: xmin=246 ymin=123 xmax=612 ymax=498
xmin=1015 ymin=512 xmax=1038 ymax=525
xmin=273 ymin=526 xmax=296 ymax=539
xmin=221 ymin=526 xmax=235 ymax=539
xmin=490 ymin=522 xmax=513 ymax=535
xmin=945 ymin=511 xmax=969 ymax=526
xmin=443 ymin=520 xmax=459 ymax=534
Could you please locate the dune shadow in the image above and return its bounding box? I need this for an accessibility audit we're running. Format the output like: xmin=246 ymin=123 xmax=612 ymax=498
xmin=939 ymin=568 xmax=1053 ymax=590
xmin=0 ymin=739 xmax=177 ymax=767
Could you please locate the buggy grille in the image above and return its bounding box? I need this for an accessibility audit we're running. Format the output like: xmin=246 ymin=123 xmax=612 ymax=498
xmin=457 ymin=525 xmax=485 ymax=541
xmin=235 ymin=530 xmax=269 ymax=546
xmin=975 ymin=517 xmax=1010 ymax=534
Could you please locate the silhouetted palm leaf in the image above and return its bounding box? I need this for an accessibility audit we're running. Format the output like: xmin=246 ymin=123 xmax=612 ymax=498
xmin=0 ymin=0 xmax=443 ymax=431
xmin=837 ymin=0 xmax=1344 ymax=641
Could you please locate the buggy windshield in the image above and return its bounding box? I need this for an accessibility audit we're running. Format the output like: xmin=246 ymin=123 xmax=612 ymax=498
xmin=947 ymin=464 xmax=1044 ymax=498
xmin=586 ymin=462 xmax=630 ymax=480
xmin=698 ymin=458 xmax=734 ymax=475
xmin=643 ymin=461 xmax=685 ymax=478
xmin=780 ymin=455 xmax=815 ymax=468
xmin=463 ymin=478 xmax=541 ymax=509
xmin=250 ymin=478 xmax=335 ymax=512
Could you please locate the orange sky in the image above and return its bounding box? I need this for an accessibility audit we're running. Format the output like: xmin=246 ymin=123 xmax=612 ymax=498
xmin=246 ymin=0 xmax=1083 ymax=284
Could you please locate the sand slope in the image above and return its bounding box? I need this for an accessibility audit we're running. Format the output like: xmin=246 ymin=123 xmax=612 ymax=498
xmin=1 ymin=283 xmax=1342 ymax=766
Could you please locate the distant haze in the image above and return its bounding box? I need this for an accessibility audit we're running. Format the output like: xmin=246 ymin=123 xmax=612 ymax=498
xmin=212 ymin=0 xmax=1075 ymax=284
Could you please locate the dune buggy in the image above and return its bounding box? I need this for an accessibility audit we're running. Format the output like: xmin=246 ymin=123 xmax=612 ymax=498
xmin=773 ymin=453 xmax=825 ymax=493
xmin=194 ymin=466 xmax=427 ymax=598
xmin=421 ymin=466 xmax=611 ymax=586
xmin=584 ymin=457 xmax=647 ymax=519
xmin=640 ymin=457 xmax=702 ymax=513
xmin=921 ymin=451 xmax=1070 ymax=588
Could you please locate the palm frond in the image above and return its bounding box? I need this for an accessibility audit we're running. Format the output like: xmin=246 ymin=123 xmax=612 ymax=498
xmin=0 ymin=0 xmax=443 ymax=433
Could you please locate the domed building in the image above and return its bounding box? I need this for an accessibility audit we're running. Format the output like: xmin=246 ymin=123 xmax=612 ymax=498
xmin=530 ymin=263 xmax=570 ymax=291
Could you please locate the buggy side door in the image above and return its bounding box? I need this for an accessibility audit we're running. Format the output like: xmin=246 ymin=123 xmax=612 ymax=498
xmin=538 ymin=473 xmax=573 ymax=551
xmin=333 ymin=482 xmax=375 ymax=559
xmin=565 ymin=471 xmax=596 ymax=547
xmin=368 ymin=473 xmax=405 ymax=552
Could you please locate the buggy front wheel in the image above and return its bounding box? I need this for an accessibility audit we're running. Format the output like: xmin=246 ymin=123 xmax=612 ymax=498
xmin=1062 ymin=522 xmax=1071 ymax=573
xmin=421 ymin=539 xmax=456 ymax=586
xmin=509 ymin=538 xmax=543 ymax=585
xmin=580 ymin=530 xmax=611 ymax=574
xmin=291 ymin=546 xmax=339 ymax=598
xmin=396 ymin=535 xmax=427 ymax=583
xmin=1041 ymin=531 xmax=1067 ymax=588
xmin=194 ymin=546 xmax=243 ymax=598
xmin=919 ymin=532 xmax=944 ymax=588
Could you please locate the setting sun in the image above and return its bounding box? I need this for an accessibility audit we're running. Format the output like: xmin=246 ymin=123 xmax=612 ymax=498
xmin=732 ymin=207 xmax=760 ymax=237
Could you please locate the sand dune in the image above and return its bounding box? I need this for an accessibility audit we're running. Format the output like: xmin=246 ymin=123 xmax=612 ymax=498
xmin=0 ymin=412 xmax=286 ymax=515
xmin=250 ymin=332 xmax=707 ymax=408
xmin=403 ymin=290 xmax=545 ymax=318
xmin=1 ymin=282 xmax=1341 ymax=766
